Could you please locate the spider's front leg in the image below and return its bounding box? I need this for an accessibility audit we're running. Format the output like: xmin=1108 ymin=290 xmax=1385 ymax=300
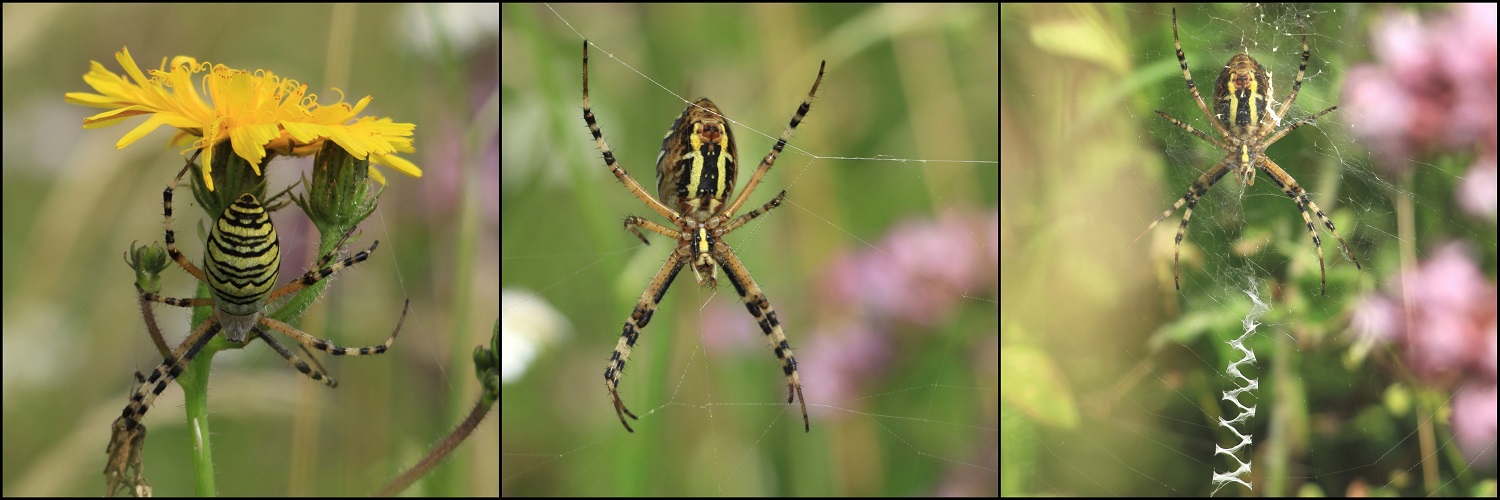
xmin=116 ymin=318 xmax=223 ymax=432
xmin=603 ymin=252 xmax=686 ymax=432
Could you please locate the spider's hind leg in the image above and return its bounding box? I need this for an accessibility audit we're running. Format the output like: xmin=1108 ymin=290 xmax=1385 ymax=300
xmin=255 ymin=327 xmax=340 ymax=388
xmin=256 ymin=299 xmax=408 ymax=357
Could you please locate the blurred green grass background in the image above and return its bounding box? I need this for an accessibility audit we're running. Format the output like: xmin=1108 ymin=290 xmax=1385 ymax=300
xmin=2 ymin=4 xmax=497 ymax=496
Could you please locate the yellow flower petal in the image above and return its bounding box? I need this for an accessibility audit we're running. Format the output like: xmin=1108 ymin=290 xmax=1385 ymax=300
xmin=67 ymin=46 xmax=423 ymax=191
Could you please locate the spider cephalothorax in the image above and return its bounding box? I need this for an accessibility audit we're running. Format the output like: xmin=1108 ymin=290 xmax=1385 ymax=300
xmin=582 ymin=40 xmax=823 ymax=432
xmin=1138 ymin=9 xmax=1361 ymax=295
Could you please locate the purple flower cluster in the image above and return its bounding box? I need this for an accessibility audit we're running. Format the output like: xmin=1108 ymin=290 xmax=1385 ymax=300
xmin=1352 ymin=244 xmax=1497 ymax=466
xmin=1341 ymin=4 xmax=1497 ymax=219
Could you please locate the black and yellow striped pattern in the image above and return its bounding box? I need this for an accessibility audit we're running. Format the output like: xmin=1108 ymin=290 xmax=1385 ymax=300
xmin=117 ymin=318 xmax=220 ymax=431
xmin=716 ymin=243 xmax=807 ymax=432
xmin=114 ymin=154 xmax=407 ymax=435
xmin=203 ymin=194 xmax=281 ymax=321
xmin=581 ymin=40 xmax=822 ymax=433
xmin=655 ymin=98 xmax=738 ymax=220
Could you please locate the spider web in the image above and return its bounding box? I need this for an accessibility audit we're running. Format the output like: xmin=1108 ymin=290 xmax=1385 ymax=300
xmin=1021 ymin=3 xmax=1496 ymax=496
xmin=1143 ymin=4 xmax=1385 ymax=299
xmin=501 ymin=4 xmax=999 ymax=496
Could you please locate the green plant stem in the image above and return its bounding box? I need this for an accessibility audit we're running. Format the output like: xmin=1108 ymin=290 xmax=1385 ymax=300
xmin=181 ymin=349 xmax=217 ymax=496
xmin=183 ymin=280 xmax=218 ymax=496
xmin=171 ymin=225 xmax=348 ymax=495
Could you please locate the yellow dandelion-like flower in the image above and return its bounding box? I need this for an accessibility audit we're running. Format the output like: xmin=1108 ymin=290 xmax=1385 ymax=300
xmin=65 ymin=46 xmax=422 ymax=191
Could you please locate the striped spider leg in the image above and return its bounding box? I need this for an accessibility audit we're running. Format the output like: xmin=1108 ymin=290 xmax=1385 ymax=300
xmin=583 ymin=40 xmax=821 ymax=432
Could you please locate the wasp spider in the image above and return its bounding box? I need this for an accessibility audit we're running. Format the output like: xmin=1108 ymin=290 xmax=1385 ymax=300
xmin=116 ymin=152 xmax=408 ymax=433
xmin=582 ymin=41 xmax=822 ymax=432
xmin=1138 ymin=8 xmax=1360 ymax=295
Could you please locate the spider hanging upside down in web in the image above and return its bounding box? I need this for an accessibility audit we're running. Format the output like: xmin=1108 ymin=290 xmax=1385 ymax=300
xmin=580 ymin=40 xmax=823 ymax=432
xmin=1136 ymin=8 xmax=1361 ymax=295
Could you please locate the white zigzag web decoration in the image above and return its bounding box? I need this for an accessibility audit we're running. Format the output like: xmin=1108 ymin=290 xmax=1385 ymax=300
xmin=1211 ymin=286 xmax=1265 ymax=494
